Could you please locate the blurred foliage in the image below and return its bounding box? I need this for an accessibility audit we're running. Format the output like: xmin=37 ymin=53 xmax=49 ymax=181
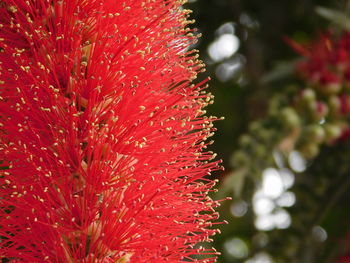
xmin=185 ymin=0 xmax=350 ymax=262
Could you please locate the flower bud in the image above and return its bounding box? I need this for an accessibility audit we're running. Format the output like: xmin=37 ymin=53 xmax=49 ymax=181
xmin=339 ymin=94 xmax=350 ymax=115
xmin=231 ymin=151 xmax=250 ymax=167
xmin=310 ymin=101 xmax=328 ymax=120
xmin=299 ymin=142 xmax=319 ymax=159
xmin=343 ymin=66 xmax=350 ymax=89
xmin=304 ymin=124 xmax=325 ymax=143
xmin=239 ymin=134 xmax=252 ymax=147
xmin=301 ymin=88 xmax=316 ymax=103
xmin=328 ymin=96 xmax=341 ymax=115
xmin=280 ymin=107 xmax=300 ymax=129
xmin=324 ymin=123 xmax=342 ymax=142
xmin=319 ymin=71 xmax=341 ymax=95
xmin=330 ymin=48 xmax=348 ymax=71
xmin=254 ymin=143 xmax=267 ymax=159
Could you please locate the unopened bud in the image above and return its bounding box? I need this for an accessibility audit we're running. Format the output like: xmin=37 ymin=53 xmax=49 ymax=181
xmin=230 ymin=151 xmax=249 ymax=167
xmin=328 ymin=96 xmax=341 ymax=115
xmin=301 ymin=88 xmax=316 ymax=103
xmin=305 ymin=124 xmax=325 ymax=143
xmin=299 ymin=142 xmax=319 ymax=159
xmin=324 ymin=123 xmax=342 ymax=142
xmin=280 ymin=107 xmax=300 ymax=129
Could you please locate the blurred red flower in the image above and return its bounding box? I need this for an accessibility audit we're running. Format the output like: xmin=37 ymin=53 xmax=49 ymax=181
xmin=0 ymin=1 xmax=222 ymax=262
xmin=337 ymin=254 xmax=350 ymax=263
xmin=287 ymin=31 xmax=350 ymax=143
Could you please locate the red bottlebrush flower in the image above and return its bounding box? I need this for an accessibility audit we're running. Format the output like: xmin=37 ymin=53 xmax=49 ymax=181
xmin=0 ymin=1 xmax=222 ymax=262
xmin=319 ymin=70 xmax=340 ymax=85
xmin=290 ymin=32 xmax=350 ymax=95
xmin=329 ymin=47 xmax=349 ymax=67
xmin=344 ymin=66 xmax=350 ymax=82
xmin=319 ymin=70 xmax=341 ymax=94
xmin=315 ymin=101 xmax=328 ymax=119
xmin=337 ymin=254 xmax=350 ymax=263
xmin=339 ymin=94 xmax=350 ymax=115
xmin=338 ymin=127 xmax=350 ymax=142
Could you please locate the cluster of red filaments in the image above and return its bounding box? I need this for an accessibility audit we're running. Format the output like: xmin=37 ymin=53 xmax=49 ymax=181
xmin=297 ymin=32 xmax=350 ymax=93
xmin=289 ymin=32 xmax=350 ymax=141
xmin=0 ymin=1 xmax=223 ymax=262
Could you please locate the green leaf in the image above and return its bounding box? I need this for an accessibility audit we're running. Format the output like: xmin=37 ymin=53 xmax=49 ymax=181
xmin=217 ymin=169 xmax=247 ymax=199
xmin=316 ymin=6 xmax=350 ymax=29
xmin=261 ymin=59 xmax=301 ymax=84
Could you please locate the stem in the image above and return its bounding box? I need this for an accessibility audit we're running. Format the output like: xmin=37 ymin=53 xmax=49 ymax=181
xmin=314 ymin=173 xmax=350 ymax=226
xmin=299 ymin=170 xmax=350 ymax=263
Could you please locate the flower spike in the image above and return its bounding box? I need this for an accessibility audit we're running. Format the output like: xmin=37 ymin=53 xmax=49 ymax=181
xmin=0 ymin=0 xmax=221 ymax=262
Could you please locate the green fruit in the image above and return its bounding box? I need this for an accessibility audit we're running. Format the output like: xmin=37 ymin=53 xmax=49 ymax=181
xmin=328 ymin=96 xmax=340 ymax=114
xmin=231 ymin=151 xmax=250 ymax=167
xmin=305 ymin=125 xmax=325 ymax=143
xmin=239 ymin=134 xmax=252 ymax=147
xmin=301 ymin=88 xmax=316 ymax=103
xmin=280 ymin=107 xmax=300 ymax=129
xmin=324 ymin=123 xmax=342 ymax=142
